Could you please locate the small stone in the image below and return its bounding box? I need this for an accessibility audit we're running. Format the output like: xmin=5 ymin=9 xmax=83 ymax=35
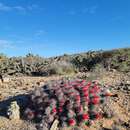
xmin=36 ymin=124 xmax=49 ymax=130
xmin=102 ymin=106 xmax=114 ymax=119
xmin=72 ymin=126 xmax=83 ymax=130
xmin=126 ymin=81 xmax=130 ymax=85
xmin=7 ymin=101 xmax=20 ymax=120
xmin=50 ymin=119 xmax=59 ymax=130
xmin=127 ymin=86 xmax=130 ymax=91
xmin=3 ymin=77 xmax=10 ymax=83
xmin=112 ymin=125 xmax=120 ymax=130
xmin=45 ymin=107 xmax=51 ymax=115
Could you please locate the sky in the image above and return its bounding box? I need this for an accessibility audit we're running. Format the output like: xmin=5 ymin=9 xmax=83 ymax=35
xmin=0 ymin=0 xmax=130 ymax=57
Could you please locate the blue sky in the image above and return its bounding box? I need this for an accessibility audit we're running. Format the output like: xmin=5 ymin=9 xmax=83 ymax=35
xmin=0 ymin=0 xmax=130 ymax=57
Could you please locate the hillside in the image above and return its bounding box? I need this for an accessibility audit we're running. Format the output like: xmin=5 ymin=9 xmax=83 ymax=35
xmin=0 ymin=48 xmax=130 ymax=130
xmin=0 ymin=48 xmax=130 ymax=77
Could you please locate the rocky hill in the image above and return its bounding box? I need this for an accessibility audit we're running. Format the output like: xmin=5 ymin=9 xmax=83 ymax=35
xmin=0 ymin=48 xmax=130 ymax=130
xmin=0 ymin=48 xmax=130 ymax=77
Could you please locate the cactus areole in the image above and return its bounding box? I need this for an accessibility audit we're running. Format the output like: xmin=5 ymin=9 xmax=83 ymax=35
xmin=24 ymin=79 xmax=112 ymax=128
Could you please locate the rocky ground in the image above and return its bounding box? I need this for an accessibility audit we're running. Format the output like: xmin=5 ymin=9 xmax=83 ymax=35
xmin=0 ymin=72 xmax=130 ymax=130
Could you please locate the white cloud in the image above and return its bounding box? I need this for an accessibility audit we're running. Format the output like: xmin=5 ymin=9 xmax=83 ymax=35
xmin=0 ymin=39 xmax=15 ymax=49
xmin=35 ymin=30 xmax=46 ymax=37
xmin=68 ymin=5 xmax=98 ymax=15
xmin=0 ymin=3 xmax=11 ymax=11
xmin=13 ymin=6 xmax=26 ymax=12
xmin=0 ymin=2 xmax=39 ymax=13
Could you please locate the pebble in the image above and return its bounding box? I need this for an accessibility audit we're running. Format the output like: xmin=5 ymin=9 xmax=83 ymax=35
xmin=72 ymin=126 xmax=83 ymax=130
xmin=102 ymin=107 xmax=114 ymax=119
xmin=112 ymin=124 xmax=122 ymax=130
xmin=7 ymin=101 xmax=20 ymax=120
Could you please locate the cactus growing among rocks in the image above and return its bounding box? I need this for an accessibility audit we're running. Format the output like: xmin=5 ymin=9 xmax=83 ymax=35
xmin=24 ymin=79 xmax=112 ymax=129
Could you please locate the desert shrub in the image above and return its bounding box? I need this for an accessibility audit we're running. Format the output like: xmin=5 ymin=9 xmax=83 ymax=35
xmin=0 ymin=54 xmax=9 ymax=74
xmin=0 ymin=48 xmax=130 ymax=76
xmin=72 ymin=51 xmax=103 ymax=72
xmin=118 ymin=61 xmax=130 ymax=72
xmin=92 ymin=64 xmax=106 ymax=73
xmin=0 ymin=53 xmax=8 ymax=60
xmin=48 ymin=61 xmax=76 ymax=75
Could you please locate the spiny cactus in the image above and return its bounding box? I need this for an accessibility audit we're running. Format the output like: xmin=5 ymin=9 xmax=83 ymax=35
xmin=24 ymin=79 xmax=112 ymax=128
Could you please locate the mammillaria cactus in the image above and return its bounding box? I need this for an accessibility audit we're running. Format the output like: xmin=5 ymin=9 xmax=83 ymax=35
xmin=24 ymin=79 xmax=112 ymax=128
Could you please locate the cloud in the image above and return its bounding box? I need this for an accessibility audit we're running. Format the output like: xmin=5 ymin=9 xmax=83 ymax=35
xmin=35 ymin=30 xmax=46 ymax=37
xmin=89 ymin=6 xmax=98 ymax=14
xmin=13 ymin=6 xmax=26 ymax=12
xmin=0 ymin=39 xmax=15 ymax=49
xmin=68 ymin=5 xmax=98 ymax=15
xmin=68 ymin=10 xmax=77 ymax=15
xmin=0 ymin=3 xmax=11 ymax=11
xmin=27 ymin=4 xmax=39 ymax=11
xmin=0 ymin=2 xmax=39 ymax=13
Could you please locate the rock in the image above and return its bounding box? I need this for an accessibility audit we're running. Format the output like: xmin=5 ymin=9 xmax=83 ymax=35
xmin=39 ymin=81 xmax=45 ymax=87
xmin=3 ymin=77 xmax=10 ymax=83
xmin=36 ymin=123 xmax=49 ymax=130
xmin=45 ymin=107 xmax=51 ymax=115
xmin=112 ymin=125 xmax=120 ymax=130
xmin=102 ymin=106 xmax=114 ymax=119
xmin=72 ymin=126 xmax=83 ymax=130
xmin=127 ymin=86 xmax=130 ymax=91
xmin=126 ymin=81 xmax=130 ymax=85
xmin=7 ymin=101 xmax=20 ymax=120
xmin=50 ymin=119 xmax=59 ymax=130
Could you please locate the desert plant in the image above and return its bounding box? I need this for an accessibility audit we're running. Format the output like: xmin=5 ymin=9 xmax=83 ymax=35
xmin=24 ymin=79 xmax=112 ymax=128
xmin=48 ymin=61 xmax=76 ymax=75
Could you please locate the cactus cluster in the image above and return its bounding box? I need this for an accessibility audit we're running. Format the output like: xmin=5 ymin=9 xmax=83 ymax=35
xmin=24 ymin=79 xmax=112 ymax=129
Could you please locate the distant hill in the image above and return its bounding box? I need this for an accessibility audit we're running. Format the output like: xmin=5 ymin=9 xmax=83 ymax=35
xmin=0 ymin=48 xmax=130 ymax=76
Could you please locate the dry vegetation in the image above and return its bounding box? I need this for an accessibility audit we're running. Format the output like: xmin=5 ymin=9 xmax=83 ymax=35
xmin=0 ymin=48 xmax=130 ymax=130
xmin=0 ymin=48 xmax=130 ymax=76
